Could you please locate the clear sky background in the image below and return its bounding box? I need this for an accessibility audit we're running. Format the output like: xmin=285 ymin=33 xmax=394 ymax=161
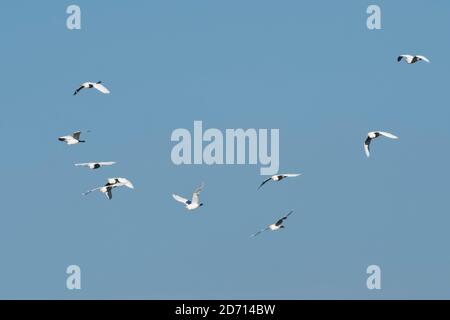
xmin=0 ymin=0 xmax=450 ymax=299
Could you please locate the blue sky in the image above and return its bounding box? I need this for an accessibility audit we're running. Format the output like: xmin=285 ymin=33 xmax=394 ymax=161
xmin=0 ymin=0 xmax=450 ymax=299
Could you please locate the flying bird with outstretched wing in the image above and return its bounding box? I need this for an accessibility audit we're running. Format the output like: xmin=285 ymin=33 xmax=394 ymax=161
xmin=258 ymin=174 xmax=301 ymax=190
xmin=83 ymin=178 xmax=134 ymax=200
xmin=58 ymin=130 xmax=88 ymax=145
xmin=397 ymin=54 xmax=430 ymax=64
xmin=364 ymin=131 xmax=399 ymax=158
xmin=75 ymin=162 xmax=116 ymax=170
xmin=251 ymin=210 xmax=294 ymax=237
xmin=173 ymin=182 xmax=205 ymax=211
xmin=74 ymin=81 xmax=110 ymax=95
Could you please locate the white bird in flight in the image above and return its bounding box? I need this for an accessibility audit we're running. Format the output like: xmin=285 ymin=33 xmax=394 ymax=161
xmin=58 ymin=131 xmax=87 ymax=145
xmin=83 ymin=178 xmax=134 ymax=200
xmin=74 ymin=81 xmax=110 ymax=95
xmin=251 ymin=210 xmax=294 ymax=237
xmin=173 ymin=183 xmax=205 ymax=211
xmin=364 ymin=131 xmax=399 ymax=158
xmin=258 ymin=174 xmax=301 ymax=190
xmin=397 ymin=54 xmax=430 ymax=64
xmin=75 ymin=162 xmax=116 ymax=170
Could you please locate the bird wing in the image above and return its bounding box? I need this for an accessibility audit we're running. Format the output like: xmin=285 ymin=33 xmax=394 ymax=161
xmin=192 ymin=182 xmax=205 ymax=204
xmin=98 ymin=162 xmax=116 ymax=166
xmin=275 ymin=210 xmax=294 ymax=226
xmin=75 ymin=163 xmax=91 ymax=167
xmin=173 ymin=194 xmax=189 ymax=204
xmin=72 ymin=131 xmax=82 ymax=140
xmin=398 ymin=54 xmax=412 ymax=62
xmin=108 ymin=182 xmax=123 ymax=189
xmin=192 ymin=192 xmax=201 ymax=204
xmin=73 ymin=85 xmax=84 ymax=95
xmin=251 ymin=227 xmax=270 ymax=238
xmin=284 ymin=210 xmax=294 ymax=219
xmin=59 ymin=135 xmax=70 ymax=141
xmin=93 ymin=83 xmax=110 ymax=94
xmin=194 ymin=182 xmax=205 ymax=194
xmin=257 ymin=177 xmax=272 ymax=190
xmin=105 ymin=188 xmax=113 ymax=200
xmin=116 ymin=178 xmax=134 ymax=189
xmin=416 ymin=55 xmax=430 ymax=63
xmin=108 ymin=181 xmax=131 ymax=190
xmin=378 ymin=131 xmax=399 ymax=140
xmin=82 ymin=186 xmax=102 ymax=196
xmin=364 ymin=137 xmax=372 ymax=158
xmin=282 ymin=173 xmax=301 ymax=178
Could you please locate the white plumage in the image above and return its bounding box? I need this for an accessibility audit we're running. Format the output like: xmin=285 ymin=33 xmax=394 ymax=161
xmin=258 ymin=173 xmax=301 ymax=190
xmin=251 ymin=210 xmax=294 ymax=237
xmin=364 ymin=131 xmax=399 ymax=158
xmin=75 ymin=162 xmax=116 ymax=170
xmin=397 ymin=54 xmax=430 ymax=64
xmin=173 ymin=183 xmax=205 ymax=211
xmin=83 ymin=178 xmax=134 ymax=200
xmin=58 ymin=131 xmax=87 ymax=145
xmin=74 ymin=81 xmax=110 ymax=95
